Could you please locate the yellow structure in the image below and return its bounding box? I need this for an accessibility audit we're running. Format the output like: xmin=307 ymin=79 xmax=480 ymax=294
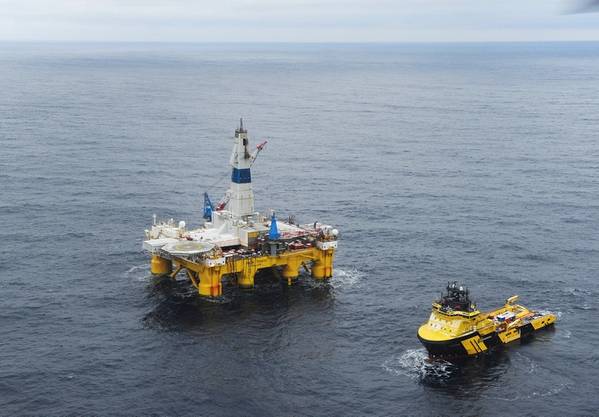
xmin=418 ymin=283 xmax=556 ymax=357
xmin=157 ymin=246 xmax=335 ymax=297
xmin=150 ymin=255 xmax=172 ymax=275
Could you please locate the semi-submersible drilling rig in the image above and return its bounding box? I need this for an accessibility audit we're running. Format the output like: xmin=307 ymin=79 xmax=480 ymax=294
xmin=142 ymin=120 xmax=338 ymax=298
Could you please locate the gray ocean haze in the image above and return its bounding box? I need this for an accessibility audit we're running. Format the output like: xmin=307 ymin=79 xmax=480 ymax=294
xmin=1 ymin=42 xmax=599 ymax=416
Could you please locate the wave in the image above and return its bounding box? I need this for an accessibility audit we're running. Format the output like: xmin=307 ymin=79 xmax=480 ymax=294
xmin=330 ymin=267 xmax=364 ymax=289
xmin=563 ymin=287 xmax=594 ymax=297
xmin=538 ymin=309 xmax=564 ymax=319
xmin=483 ymin=382 xmax=571 ymax=402
xmin=124 ymin=263 xmax=151 ymax=282
xmin=382 ymin=348 xmax=456 ymax=381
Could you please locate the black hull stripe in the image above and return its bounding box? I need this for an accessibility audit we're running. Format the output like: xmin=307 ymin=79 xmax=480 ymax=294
xmin=419 ymin=331 xmax=502 ymax=356
xmin=419 ymin=324 xmax=553 ymax=356
xmin=417 ymin=331 xmax=477 ymax=345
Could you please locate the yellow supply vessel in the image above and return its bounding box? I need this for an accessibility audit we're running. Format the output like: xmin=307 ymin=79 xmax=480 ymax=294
xmin=418 ymin=282 xmax=556 ymax=357
xmin=142 ymin=120 xmax=338 ymax=298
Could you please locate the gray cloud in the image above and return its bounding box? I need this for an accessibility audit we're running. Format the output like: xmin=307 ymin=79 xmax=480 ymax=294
xmin=565 ymin=0 xmax=599 ymax=13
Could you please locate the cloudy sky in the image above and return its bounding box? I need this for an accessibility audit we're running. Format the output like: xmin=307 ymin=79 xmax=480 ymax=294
xmin=1 ymin=0 xmax=599 ymax=42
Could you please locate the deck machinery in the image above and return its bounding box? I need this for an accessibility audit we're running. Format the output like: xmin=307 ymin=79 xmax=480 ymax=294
xmin=142 ymin=120 xmax=338 ymax=297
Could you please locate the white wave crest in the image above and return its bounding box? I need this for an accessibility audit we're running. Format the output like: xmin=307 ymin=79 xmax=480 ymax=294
xmin=537 ymin=309 xmax=563 ymax=319
xmin=382 ymin=348 xmax=455 ymax=380
xmin=330 ymin=267 xmax=364 ymax=288
xmin=484 ymin=382 xmax=571 ymax=402
xmin=124 ymin=263 xmax=151 ymax=282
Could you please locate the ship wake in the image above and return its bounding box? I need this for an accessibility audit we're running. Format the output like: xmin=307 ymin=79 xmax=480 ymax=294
xmin=382 ymin=348 xmax=457 ymax=382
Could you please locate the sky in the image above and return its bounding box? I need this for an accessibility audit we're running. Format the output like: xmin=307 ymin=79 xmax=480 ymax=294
xmin=1 ymin=0 xmax=599 ymax=42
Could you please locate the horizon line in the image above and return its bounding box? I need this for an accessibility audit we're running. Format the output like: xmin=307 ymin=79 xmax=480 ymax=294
xmin=2 ymin=39 xmax=599 ymax=44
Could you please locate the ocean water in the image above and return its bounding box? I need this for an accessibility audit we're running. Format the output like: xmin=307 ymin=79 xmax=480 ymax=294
xmin=1 ymin=42 xmax=599 ymax=416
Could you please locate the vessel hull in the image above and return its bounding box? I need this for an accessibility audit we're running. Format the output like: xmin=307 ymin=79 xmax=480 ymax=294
xmin=418 ymin=321 xmax=554 ymax=357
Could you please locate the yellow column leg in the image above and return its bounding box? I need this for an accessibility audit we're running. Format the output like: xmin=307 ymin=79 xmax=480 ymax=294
xmin=238 ymin=259 xmax=257 ymax=289
xmin=150 ymin=255 xmax=172 ymax=275
xmin=312 ymin=249 xmax=335 ymax=279
xmin=170 ymin=264 xmax=183 ymax=279
xmin=282 ymin=256 xmax=302 ymax=286
xmin=198 ymin=267 xmax=223 ymax=297
xmin=186 ymin=269 xmax=200 ymax=289
xmin=323 ymin=249 xmax=334 ymax=278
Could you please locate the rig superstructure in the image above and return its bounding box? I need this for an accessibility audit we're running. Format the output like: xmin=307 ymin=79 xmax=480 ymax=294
xmin=142 ymin=120 xmax=338 ymax=298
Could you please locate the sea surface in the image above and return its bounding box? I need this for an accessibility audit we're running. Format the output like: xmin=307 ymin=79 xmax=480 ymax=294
xmin=1 ymin=42 xmax=599 ymax=416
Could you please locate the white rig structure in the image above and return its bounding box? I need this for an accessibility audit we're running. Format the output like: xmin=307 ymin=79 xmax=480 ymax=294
xmin=142 ymin=120 xmax=338 ymax=297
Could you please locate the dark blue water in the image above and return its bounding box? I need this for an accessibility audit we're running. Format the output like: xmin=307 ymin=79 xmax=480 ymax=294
xmin=1 ymin=42 xmax=599 ymax=416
